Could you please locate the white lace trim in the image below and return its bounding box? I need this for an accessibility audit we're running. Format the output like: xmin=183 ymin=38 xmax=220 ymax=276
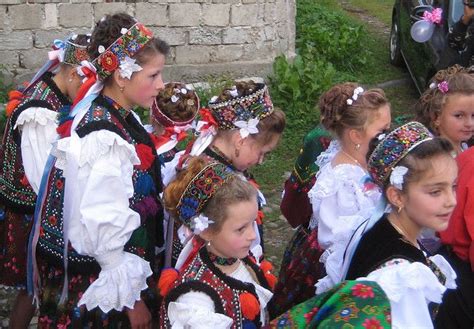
xmin=77 ymin=252 xmax=152 ymax=313
xmin=14 ymin=106 xmax=57 ymax=129
xmin=361 ymin=257 xmax=456 ymax=304
xmin=315 ymin=140 xmax=340 ymax=168
xmin=55 ymin=130 xmax=140 ymax=170
xmin=308 ymin=162 xmax=379 ymax=230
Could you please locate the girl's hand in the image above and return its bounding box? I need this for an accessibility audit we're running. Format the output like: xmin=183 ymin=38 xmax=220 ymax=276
xmin=126 ymin=300 xmax=152 ymax=329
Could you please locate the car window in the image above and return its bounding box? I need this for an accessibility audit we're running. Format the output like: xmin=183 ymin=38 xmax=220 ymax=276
xmin=450 ymin=0 xmax=464 ymax=27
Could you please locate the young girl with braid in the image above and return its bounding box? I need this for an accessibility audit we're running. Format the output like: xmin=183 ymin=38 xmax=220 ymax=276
xmin=416 ymin=64 xmax=474 ymax=156
xmin=159 ymin=157 xmax=275 ymax=328
xmin=0 ymin=34 xmax=90 ymax=328
xmin=270 ymin=82 xmax=391 ymax=317
xmin=170 ymin=80 xmax=285 ymax=264
xmin=29 ymin=13 xmax=169 ymax=327
xmin=345 ymin=122 xmax=458 ymax=328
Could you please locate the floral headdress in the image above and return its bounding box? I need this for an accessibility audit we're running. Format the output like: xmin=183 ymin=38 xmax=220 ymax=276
xmin=61 ymin=36 xmax=90 ymax=65
xmin=176 ymin=162 xmax=236 ymax=233
xmin=92 ymin=22 xmax=153 ymax=80
xmin=151 ymin=82 xmax=200 ymax=127
xmin=208 ymin=83 xmax=274 ymax=138
xmin=24 ymin=35 xmax=91 ymax=92
xmin=346 ymin=86 xmax=364 ymax=105
xmin=367 ymin=122 xmax=433 ymax=187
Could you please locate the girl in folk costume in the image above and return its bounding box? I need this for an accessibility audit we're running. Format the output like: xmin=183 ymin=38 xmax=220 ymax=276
xmin=188 ymin=80 xmax=285 ymax=261
xmin=270 ymin=83 xmax=391 ymax=316
xmin=28 ymin=13 xmax=169 ymax=327
xmin=159 ymin=157 xmax=275 ymax=328
xmin=147 ymin=81 xmax=199 ymax=185
xmin=416 ymin=64 xmax=474 ymax=156
xmin=345 ymin=122 xmax=458 ymax=328
xmin=146 ymin=82 xmax=199 ymax=274
xmin=0 ymin=34 xmax=89 ymax=328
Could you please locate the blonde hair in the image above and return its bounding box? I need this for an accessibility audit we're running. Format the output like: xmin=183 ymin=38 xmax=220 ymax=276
xmin=164 ymin=157 xmax=257 ymax=232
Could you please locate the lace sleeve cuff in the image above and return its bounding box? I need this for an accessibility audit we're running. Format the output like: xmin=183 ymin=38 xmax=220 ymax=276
xmin=77 ymin=251 xmax=152 ymax=313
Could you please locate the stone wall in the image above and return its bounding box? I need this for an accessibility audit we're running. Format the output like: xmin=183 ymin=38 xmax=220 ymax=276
xmin=0 ymin=0 xmax=295 ymax=83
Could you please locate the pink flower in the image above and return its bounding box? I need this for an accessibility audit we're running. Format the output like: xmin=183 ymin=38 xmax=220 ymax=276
xmin=423 ymin=8 xmax=442 ymax=25
xmin=438 ymin=81 xmax=449 ymax=93
xmin=362 ymin=317 xmax=383 ymax=329
xmin=351 ymin=283 xmax=375 ymax=299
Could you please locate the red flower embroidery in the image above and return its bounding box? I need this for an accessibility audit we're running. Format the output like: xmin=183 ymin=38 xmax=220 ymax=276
xmin=195 ymin=170 xmax=223 ymax=195
xmin=55 ymin=179 xmax=64 ymax=190
xmin=99 ymin=51 xmax=119 ymax=72
xmin=20 ymin=175 xmax=29 ymax=186
xmin=48 ymin=215 xmax=57 ymax=226
xmin=352 ymin=283 xmax=375 ymax=299
xmin=362 ymin=318 xmax=383 ymax=329
xmin=135 ymin=144 xmax=155 ymax=171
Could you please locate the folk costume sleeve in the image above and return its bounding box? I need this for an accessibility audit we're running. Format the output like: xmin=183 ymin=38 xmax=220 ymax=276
xmin=359 ymin=255 xmax=456 ymax=328
xmin=61 ymin=130 xmax=152 ymax=312
xmin=280 ymin=126 xmax=332 ymax=228
xmin=14 ymin=106 xmax=58 ymax=193
xmin=308 ymin=148 xmax=382 ymax=294
xmin=168 ymin=291 xmax=234 ymax=329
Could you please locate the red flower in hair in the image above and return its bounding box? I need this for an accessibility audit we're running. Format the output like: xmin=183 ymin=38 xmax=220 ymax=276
xmin=99 ymin=51 xmax=119 ymax=72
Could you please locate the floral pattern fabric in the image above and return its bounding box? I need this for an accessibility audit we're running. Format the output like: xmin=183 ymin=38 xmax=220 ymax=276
xmin=267 ymin=280 xmax=391 ymax=329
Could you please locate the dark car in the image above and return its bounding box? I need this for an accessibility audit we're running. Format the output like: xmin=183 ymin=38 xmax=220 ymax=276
xmin=390 ymin=0 xmax=464 ymax=93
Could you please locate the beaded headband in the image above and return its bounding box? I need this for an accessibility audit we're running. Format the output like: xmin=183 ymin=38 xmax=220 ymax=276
xmin=208 ymin=83 xmax=274 ymax=131
xmin=92 ymin=22 xmax=153 ymax=80
xmin=62 ymin=37 xmax=90 ymax=65
xmin=368 ymin=121 xmax=433 ymax=186
xmin=151 ymin=82 xmax=200 ymax=127
xmin=176 ymin=162 xmax=236 ymax=226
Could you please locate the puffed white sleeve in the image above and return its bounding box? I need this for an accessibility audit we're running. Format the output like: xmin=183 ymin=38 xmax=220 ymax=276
xmin=61 ymin=130 xmax=152 ymax=313
xmin=358 ymin=256 xmax=457 ymax=329
xmin=14 ymin=106 xmax=58 ymax=193
xmin=167 ymin=291 xmax=233 ymax=329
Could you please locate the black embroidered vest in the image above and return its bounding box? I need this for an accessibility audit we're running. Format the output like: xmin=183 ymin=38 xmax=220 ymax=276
xmin=0 ymin=73 xmax=70 ymax=213
xmin=36 ymin=95 xmax=163 ymax=274
xmin=161 ymin=247 xmax=271 ymax=328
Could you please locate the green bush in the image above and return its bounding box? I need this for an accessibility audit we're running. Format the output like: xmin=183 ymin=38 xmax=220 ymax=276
xmin=269 ymin=0 xmax=368 ymax=131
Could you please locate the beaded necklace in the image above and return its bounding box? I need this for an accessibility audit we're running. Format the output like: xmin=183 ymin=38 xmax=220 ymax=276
xmin=208 ymin=249 xmax=238 ymax=266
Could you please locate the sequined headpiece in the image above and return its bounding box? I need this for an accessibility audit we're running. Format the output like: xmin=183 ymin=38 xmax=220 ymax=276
xmin=92 ymin=22 xmax=153 ymax=80
xmin=368 ymin=121 xmax=433 ymax=186
xmin=176 ymin=162 xmax=236 ymax=226
xmin=208 ymin=83 xmax=274 ymax=131
xmin=151 ymin=82 xmax=200 ymax=127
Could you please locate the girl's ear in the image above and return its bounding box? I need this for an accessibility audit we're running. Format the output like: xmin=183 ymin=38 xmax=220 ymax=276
xmin=112 ymin=69 xmax=127 ymax=90
xmin=199 ymin=228 xmax=214 ymax=243
xmin=386 ymin=185 xmax=405 ymax=210
xmin=232 ymin=130 xmax=245 ymax=152
xmin=348 ymin=128 xmax=364 ymax=146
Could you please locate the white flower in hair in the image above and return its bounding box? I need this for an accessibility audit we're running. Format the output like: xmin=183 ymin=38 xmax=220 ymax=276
xmin=210 ymin=95 xmax=218 ymax=103
xmin=98 ymin=45 xmax=106 ymax=54
xmin=234 ymin=118 xmax=260 ymax=138
xmin=390 ymin=166 xmax=409 ymax=190
xmin=171 ymin=95 xmax=179 ymax=103
xmin=347 ymin=86 xmax=364 ymax=105
xmin=120 ymin=28 xmax=128 ymax=35
xmin=181 ymin=88 xmax=188 ymax=94
xmin=229 ymin=86 xmax=239 ymax=97
xmin=377 ymin=133 xmax=386 ymax=141
xmin=192 ymin=214 xmax=214 ymax=234
xmin=429 ymin=82 xmax=437 ymax=89
xmin=119 ymin=56 xmax=143 ymax=80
